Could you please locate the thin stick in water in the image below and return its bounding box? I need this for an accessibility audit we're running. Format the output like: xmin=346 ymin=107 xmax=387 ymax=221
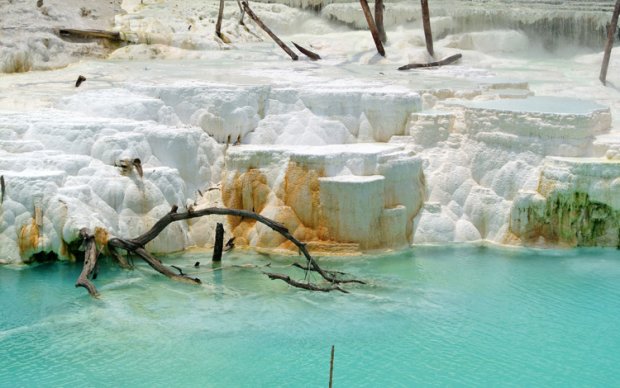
xmin=329 ymin=345 xmax=335 ymax=388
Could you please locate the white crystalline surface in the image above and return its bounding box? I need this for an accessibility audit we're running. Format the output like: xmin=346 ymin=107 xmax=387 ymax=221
xmin=1 ymin=0 xmax=619 ymax=262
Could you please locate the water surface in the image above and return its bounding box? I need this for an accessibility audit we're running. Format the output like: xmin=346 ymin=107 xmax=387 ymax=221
xmin=1 ymin=246 xmax=619 ymax=387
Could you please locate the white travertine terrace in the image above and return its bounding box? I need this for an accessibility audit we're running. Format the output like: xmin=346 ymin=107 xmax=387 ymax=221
xmin=0 ymin=0 xmax=619 ymax=263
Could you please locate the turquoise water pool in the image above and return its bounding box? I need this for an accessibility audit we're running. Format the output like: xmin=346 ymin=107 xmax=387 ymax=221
xmin=1 ymin=246 xmax=619 ymax=387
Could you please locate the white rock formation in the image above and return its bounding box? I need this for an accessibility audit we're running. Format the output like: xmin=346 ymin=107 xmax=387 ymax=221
xmin=1 ymin=0 xmax=619 ymax=264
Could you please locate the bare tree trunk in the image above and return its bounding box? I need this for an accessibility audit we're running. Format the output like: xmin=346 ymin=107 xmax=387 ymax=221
xmin=359 ymin=0 xmax=385 ymax=56
xmin=241 ymin=1 xmax=298 ymax=60
xmin=76 ymin=228 xmax=100 ymax=297
xmin=600 ymin=0 xmax=620 ymax=85
xmin=215 ymin=0 xmax=225 ymax=39
xmin=375 ymin=0 xmax=386 ymax=43
xmin=420 ymin=0 xmax=434 ymax=57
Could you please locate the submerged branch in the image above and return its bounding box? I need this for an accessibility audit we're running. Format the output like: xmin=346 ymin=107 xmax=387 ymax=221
xmin=265 ymin=272 xmax=349 ymax=293
xmin=107 ymin=237 xmax=201 ymax=285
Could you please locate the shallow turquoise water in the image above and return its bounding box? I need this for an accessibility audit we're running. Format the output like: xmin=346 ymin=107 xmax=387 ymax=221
xmin=1 ymin=246 xmax=619 ymax=387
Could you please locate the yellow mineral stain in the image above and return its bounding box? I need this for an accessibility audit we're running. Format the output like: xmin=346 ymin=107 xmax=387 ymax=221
xmin=536 ymin=173 xmax=556 ymax=197
xmin=223 ymin=161 xmax=363 ymax=252
xmin=18 ymin=218 xmax=39 ymax=257
xmin=306 ymin=241 xmax=361 ymax=256
xmin=244 ymin=169 xmax=269 ymax=214
xmin=59 ymin=239 xmax=75 ymax=261
xmin=223 ymin=168 xmax=270 ymax=238
xmin=222 ymin=171 xmax=243 ymax=228
xmin=60 ymin=239 xmax=69 ymax=258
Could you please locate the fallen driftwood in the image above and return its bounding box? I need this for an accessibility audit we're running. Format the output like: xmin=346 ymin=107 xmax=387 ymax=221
xmin=398 ymin=53 xmax=462 ymax=71
xmin=241 ymin=1 xmax=298 ymax=60
xmin=359 ymin=0 xmax=385 ymax=57
xmin=76 ymin=206 xmax=363 ymax=296
xmin=292 ymin=42 xmax=321 ymax=60
xmin=600 ymin=0 xmax=620 ymax=85
xmin=58 ymin=28 xmax=122 ymax=42
xmin=75 ymin=228 xmax=100 ymax=297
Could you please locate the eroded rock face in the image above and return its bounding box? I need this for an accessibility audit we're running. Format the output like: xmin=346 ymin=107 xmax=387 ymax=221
xmin=0 ymin=110 xmax=224 ymax=264
xmin=221 ymin=144 xmax=425 ymax=253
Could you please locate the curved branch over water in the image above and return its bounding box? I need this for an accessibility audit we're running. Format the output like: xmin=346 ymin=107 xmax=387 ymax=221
xmin=76 ymin=206 xmax=365 ymax=296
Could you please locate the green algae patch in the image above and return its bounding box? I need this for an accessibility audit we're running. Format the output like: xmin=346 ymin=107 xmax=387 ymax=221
xmin=512 ymin=191 xmax=620 ymax=247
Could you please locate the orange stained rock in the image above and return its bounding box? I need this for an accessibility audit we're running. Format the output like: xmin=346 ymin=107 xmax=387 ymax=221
xmin=222 ymin=161 xmax=370 ymax=253
xmin=283 ymin=161 xmax=324 ymax=228
xmin=222 ymin=168 xmax=270 ymax=228
xmin=18 ymin=218 xmax=39 ymax=258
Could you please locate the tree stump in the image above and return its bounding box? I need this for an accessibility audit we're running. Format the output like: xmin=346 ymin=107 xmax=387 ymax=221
xmin=213 ymin=223 xmax=224 ymax=262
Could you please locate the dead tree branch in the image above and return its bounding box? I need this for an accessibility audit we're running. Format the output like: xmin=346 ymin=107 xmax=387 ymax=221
xmin=292 ymin=262 xmax=346 ymax=277
xmin=265 ymin=272 xmax=349 ymax=293
xmin=107 ymin=237 xmax=201 ymax=285
xmin=68 ymin=206 xmax=368 ymax=297
xmin=241 ymin=1 xmax=298 ymax=60
xmin=117 ymin=206 xmax=360 ymax=285
xmin=108 ymin=245 xmax=132 ymax=269
xmin=292 ymin=42 xmax=321 ymax=60
xmin=1 ymin=175 xmax=5 ymax=204
xmin=236 ymin=0 xmax=246 ymax=25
